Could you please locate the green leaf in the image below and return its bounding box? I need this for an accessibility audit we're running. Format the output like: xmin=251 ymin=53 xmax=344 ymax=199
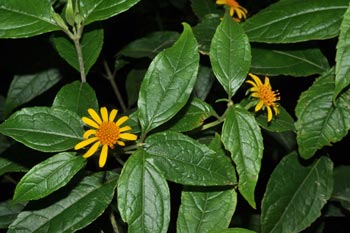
xmin=210 ymin=228 xmax=256 ymax=233
xmin=52 ymin=80 xmax=98 ymax=117
xmin=261 ymin=152 xmax=333 ymax=233
xmin=52 ymin=24 xmax=104 ymax=74
xmin=295 ymin=68 xmax=350 ymax=159
xmin=177 ymin=186 xmax=237 ymax=233
xmin=0 ymin=201 xmax=26 ymax=229
xmin=0 ymin=107 xmax=84 ymax=152
xmin=335 ymin=3 xmax=350 ymax=100
xmin=79 ymin=0 xmax=141 ymax=25
xmin=117 ymin=150 xmax=170 ymax=233
xmin=250 ymin=46 xmax=330 ymax=76
xmin=255 ymin=105 xmax=295 ymax=132
xmin=8 ymin=171 xmax=118 ymax=233
xmin=221 ymin=106 xmax=263 ymax=208
xmin=125 ymin=69 xmax=146 ymax=107
xmin=332 ymin=166 xmax=350 ymax=211
xmin=13 ymin=152 xmax=86 ymax=202
xmin=144 ymin=131 xmax=236 ymax=186
xmin=3 ymin=69 xmax=62 ymax=117
xmin=137 ymin=23 xmax=199 ymax=134
xmin=0 ymin=153 xmax=27 ymax=176
xmin=118 ymin=31 xmax=180 ymax=59
xmin=193 ymin=65 xmax=215 ymax=100
xmin=193 ymin=14 xmax=220 ymax=55
xmin=0 ymin=0 xmax=60 ymax=38
xmin=210 ymin=12 xmax=251 ymax=97
xmin=166 ymin=98 xmax=217 ymax=132
xmin=190 ymin=0 xmax=222 ymax=19
xmin=242 ymin=0 xmax=349 ymax=43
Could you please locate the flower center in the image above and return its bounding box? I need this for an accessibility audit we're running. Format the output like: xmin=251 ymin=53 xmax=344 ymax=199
xmin=96 ymin=122 xmax=120 ymax=148
xmin=226 ymin=0 xmax=239 ymax=7
xmin=259 ymin=85 xmax=280 ymax=106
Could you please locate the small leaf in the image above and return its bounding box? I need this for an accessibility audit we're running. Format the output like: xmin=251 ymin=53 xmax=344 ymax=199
xmin=243 ymin=0 xmax=349 ymax=43
xmin=117 ymin=150 xmax=170 ymax=233
xmin=0 ymin=107 xmax=84 ymax=152
xmin=332 ymin=165 xmax=350 ymax=211
xmin=295 ymin=68 xmax=350 ymax=159
xmin=177 ymin=186 xmax=237 ymax=233
xmin=193 ymin=65 xmax=215 ymax=100
xmin=0 ymin=0 xmax=60 ymax=38
xmin=261 ymin=152 xmax=333 ymax=233
xmin=138 ymin=23 xmax=199 ymax=134
xmin=4 ymin=69 xmax=62 ymax=117
xmin=210 ymin=12 xmax=251 ymax=97
xmin=8 ymin=171 xmax=118 ymax=233
xmin=52 ymin=80 xmax=98 ymax=117
xmin=221 ymin=106 xmax=263 ymax=209
xmin=79 ymin=0 xmax=141 ymax=25
xmin=0 ymin=201 xmax=26 ymax=229
xmin=145 ymin=131 xmax=236 ymax=186
xmin=118 ymin=31 xmax=180 ymax=59
xmin=13 ymin=152 xmax=86 ymax=202
xmin=334 ymin=3 xmax=350 ymax=100
xmin=193 ymin=14 xmax=221 ymax=54
xmin=250 ymin=46 xmax=330 ymax=76
xmin=125 ymin=69 xmax=146 ymax=107
xmin=52 ymin=24 xmax=104 ymax=74
xmin=0 ymin=154 xmax=27 ymax=176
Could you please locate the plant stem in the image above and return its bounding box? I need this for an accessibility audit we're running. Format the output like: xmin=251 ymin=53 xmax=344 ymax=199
xmin=103 ymin=60 xmax=127 ymax=112
xmin=110 ymin=212 xmax=120 ymax=233
xmin=73 ymin=37 xmax=86 ymax=83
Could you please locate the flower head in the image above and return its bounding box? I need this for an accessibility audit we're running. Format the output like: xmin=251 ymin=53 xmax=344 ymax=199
xmin=75 ymin=107 xmax=137 ymax=167
xmin=246 ymin=73 xmax=280 ymax=122
xmin=216 ymin=0 xmax=248 ymax=21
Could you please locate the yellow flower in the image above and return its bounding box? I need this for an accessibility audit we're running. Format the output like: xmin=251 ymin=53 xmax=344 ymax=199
xmin=75 ymin=107 xmax=137 ymax=168
xmin=246 ymin=73 xmax=280 ymax=122
xmin=216 ymin=0 xmax=248 ymax=21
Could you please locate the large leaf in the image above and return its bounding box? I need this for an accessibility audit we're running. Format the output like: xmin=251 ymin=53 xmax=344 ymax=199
xmin=334 ymin=3 xmax=350 ymax=100
xmin=242 ymin=0 xmax=349 ymax=43
xmin=8 ymin=171 xmax=118 ymax=233
xmin=0 ymin=201 xmax=26 ymax=229
xmin=332 ymin=166 xmax=350 ymax=211
xmin=177 ymin=186 xmax=237 ymax=233
xmin=144 ymin=131 xmax=236 ymax=186
xmin=250 ymin=46 xmax=330 ymax=76
xmin=52 ymin=24 xmax=104 ymax=75
xmin=52 ymin=80 xmax=99 ymax=117
xmin=3 ymin=69 xmax=62 ymax=117
xmin=117 ymin=150 xmax=170 ymax=233
xmin=13 ymin=152 xmax=86 ymax=202
xmin=221 ymin=106 xmax=263 ymax=209
xmin=295 ymin=68 xmax=350 ymax=159
xmin=0 ymin=107 xmax=84 ymax=152
xmin=210 ymin=12 xmax=251 ymax=97
xmin=79 ymin=0 xmax=141 ymax=25
xmin=137 ymin=23 xmax=199 ymax=135
xmin=261 ymin=152 xmax=333 ymax=233
xmin=0 ymin=0 xmax=60 ymax=38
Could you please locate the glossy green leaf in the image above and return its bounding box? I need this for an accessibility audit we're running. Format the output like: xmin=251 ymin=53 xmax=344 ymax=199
xmin=167 ymin=98 xmax=217 ymax=132
xmin=243 ymin=0 xmax=349 ymax=43
xmin=0 ymin=154 xmax=27 ymax=176
xmin=250 ymin=46 xmax=330 ymax=76
xmin=190 ymin=0 xmax=222 ymax=19
xmin=3 ymin=69 xmax=62 ymax=117
xmin=13 ymin=152 xmax=86 ymax=202
xmin=210 ymin=228 xmax=256 ymax=233
xmin=334 ymin=3 xmax=350 ymax=100
xmin=145 ymin=131 xmax=236 ymax=186
xmin=0 ymin=201 xmax=26 ymax=229
xmin=0 ymin=0 xmax=60 ymax=38
xmin=52 ymin=24 xmax=104 ymax=74
xmin=8 ymin=171 xmax=118 ymax=233
xmin=52 ymin=80 xmax=98 ymax=117
xmin=79 ymin=0 xmax=141 ymax=25
xmin=177 ymin=186 xmax=236 ymax=233
xmin=295 ymin=68 xmax=350 ymax=159
xmin=138 ymin=23 xmax=199 ymax=134
xmin=221 ymin=106 xmax=263 ymax=209
xmin=261 ymin=152 xmax=333 ymax=233
xmin=117 ymin=150 xmax=170 ymax=233
xmin=118 ymin=31 xmax=180 ymax=59
xmin=0 ymin=107 xmax=84 ymax=152
xmin=332 ymin=166 xmax=350 ymax=211
xmin=193 ymin=14 xmax=220 ymax=55
xmin=210 ymin=12 xmax=251 ymax=97
xmin=125 ymin=69 xmax=146 ymax=107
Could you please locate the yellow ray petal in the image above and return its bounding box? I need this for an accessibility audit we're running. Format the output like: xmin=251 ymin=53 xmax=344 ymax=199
xmin=88 ymin=108 xmax=102 ymax=124
xmin=109 ymin=109 xmax=118 ymax=122
xmin=82 ymin=141 xmax=100 ymax=158
xmin=255 ymin=101 xmax=264 ymax=112
xmin=100 ymin=107 xmax=109 ymax=122
xmin=99 ymin=145 xmax=109 ymax=167
xmin=119 ymin=126 xmax=131 ymax=132
xmin=116 ymin=116 xmax=128 ymax=127
xmin=82 ymin=117 xmax=100 ymax=129
xmin=83 ymin=129 xmax=96 ymax=139
xmin=248 ymin=73 xmax=262 ymax=86
xmin=117 ymin=141 xmax=125 ymax=146
xmin=119 ymin=133 xmax=137 ymax=141
xmin=75 ymin=137 xmax=98 ymax=150
xmin=267 ymin=106 xmax=273 ymax=122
